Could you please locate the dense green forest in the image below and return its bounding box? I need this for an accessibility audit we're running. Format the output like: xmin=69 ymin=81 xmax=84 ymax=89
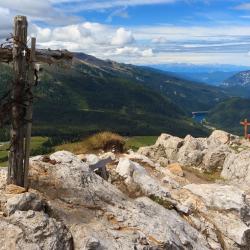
xmin=207 ymin=97 xmax=250 ymax=135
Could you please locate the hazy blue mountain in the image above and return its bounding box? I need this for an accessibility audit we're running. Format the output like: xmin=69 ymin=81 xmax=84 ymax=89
xmin=222 ymin=70 xmax=250 ymax=87
xmin=148 ymin=63 xmax=249 ymax=86
xmin=221 ymin=70 xmax=250 ymax=98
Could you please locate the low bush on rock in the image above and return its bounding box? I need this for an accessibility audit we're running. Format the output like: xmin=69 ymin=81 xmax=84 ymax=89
xmin=56 ymin=132 xmax=125 ymax=154
xmin=149 ymin=195 xmax=175 ymax=210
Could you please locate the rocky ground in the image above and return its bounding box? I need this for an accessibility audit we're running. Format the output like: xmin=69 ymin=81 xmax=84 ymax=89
xmin=0 ymin=130 xmax=250 ymax=249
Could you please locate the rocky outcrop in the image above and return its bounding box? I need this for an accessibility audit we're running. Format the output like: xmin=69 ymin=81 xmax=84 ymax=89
xmin=184 ymin=184 xmax=250 ymax=224
xmin=177 ymin=135 xmax=206 ymax=167
xmin=1 ymin=129 xmax=250 ymax=250
xmin=138 ymin=133 xmax=183 ymax=164
xmin=0 ymin=188 xmax=73 ymax=249
xmin=221 ymin=150 xmax=250 ymax=188
xmin=202 ymin=144 xmax=231 ymax=171
xmin=27 ymin=151 xmax=210 ymax=249
xmin=172 ymin=184 xmax=250 ymax=249
xmin=138 ymin=130 xmax=235 ymax=172
xmin=208 ymin=129 xmax=240 ymax=146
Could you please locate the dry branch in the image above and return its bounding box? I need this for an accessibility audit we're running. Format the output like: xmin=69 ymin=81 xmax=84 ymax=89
xmin=0 ymin=48 xmax=73 ymax=64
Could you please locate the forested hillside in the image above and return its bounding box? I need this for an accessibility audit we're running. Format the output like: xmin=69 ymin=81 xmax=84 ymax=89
xmin=207 ymin=97 xmax=250 ymax=135
xmin=0 ymin=53 xmax=229 ymax=140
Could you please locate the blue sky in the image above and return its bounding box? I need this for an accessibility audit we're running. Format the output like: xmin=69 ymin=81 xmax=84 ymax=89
xmin=2 ymin=0 xmax=250 ymax=65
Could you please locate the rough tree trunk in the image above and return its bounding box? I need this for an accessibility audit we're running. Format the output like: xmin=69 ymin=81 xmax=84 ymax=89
xmin=8 ymin=16 xmax=28 ymax=186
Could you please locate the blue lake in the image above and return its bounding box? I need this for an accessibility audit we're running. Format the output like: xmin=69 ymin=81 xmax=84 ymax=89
xmin=192 ymin=113 xmax=207 ymax=123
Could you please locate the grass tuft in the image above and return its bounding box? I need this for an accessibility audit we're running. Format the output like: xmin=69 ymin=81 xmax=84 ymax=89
xmin=149 ymin=194 xmax=175 ymax=210
xmin=56 ymin=131 xmax=125 ymax=154
xmin=125 ymin=136 xmax=157 ymax=151
xmin=182 ymin=166 xmax=223 ymax=182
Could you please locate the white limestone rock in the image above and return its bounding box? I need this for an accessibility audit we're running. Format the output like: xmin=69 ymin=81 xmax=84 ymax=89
xmin=202 ymin=144 xmax=231 ymax=171
xmin=125 ymin=152 xmax=156 ymax=168
xmin=184 ymin=184 xmax=249 ymax=215
xmin=138 ymin=133 xmax=184 ymax=162
xmin=116 ymin=158 xmax=170 ymax=198
xmin=183 ymin=183 xmax=250 ymax=247
xmin=208 ymin=130 xmax=231 ymax=145
xmin=84 ymin=154 xmax=100 ymax=165
xmin=209 ymin=211 xmax=250 ymax=247
xmin=0 ymin=210 xmax=73 ymax=250
xmin=177 ymin=135 xmax=206 ymax=167
xmin=29 ymin=151 xmax=210 ymax=250
xmin=221 ymin=150 xmax=250 ymax=187
xmin=5 ymin=192 xmax=44 ymax=216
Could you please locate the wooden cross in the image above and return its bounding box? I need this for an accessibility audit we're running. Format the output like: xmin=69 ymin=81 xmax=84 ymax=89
xmin=0 ymin=16 xmax=72 ymax=188
xmin=240 ymin=118 xmax=250 ymax=139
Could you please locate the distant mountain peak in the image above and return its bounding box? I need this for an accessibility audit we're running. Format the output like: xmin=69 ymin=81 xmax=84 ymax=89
xmin=222 ymin=70 xmax=250 ymax=87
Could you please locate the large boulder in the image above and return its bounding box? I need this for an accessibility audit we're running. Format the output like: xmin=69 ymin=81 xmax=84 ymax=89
xmin=155 ymin=133 xmax=184 ymax=160
xmin=138 ymin=133 xmax=184 ymax=163
xmin=221 ymin=150 xmax=250 ymax=187
xmin=4 ymin=192 xmax=45 ymax=216
xmin=208 ymin=130 xmax=240 ymax=146
xmin=184 ymin=184 xmax=250 ymax=223
xmin=0 ymin=210 xmax=73 ymax=250
xmin=177 ymin=135 xmax=206 ymax=167
xmin=116 ymin=158 xmax=170 ymax=198
xmin=208 ymin=130 xmax=231 ymax=145
xmin=202 ymin=144 xmax=232 ymax=172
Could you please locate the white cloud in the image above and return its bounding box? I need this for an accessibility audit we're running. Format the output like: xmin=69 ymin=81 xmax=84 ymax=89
xmin=2 ymin=0 xmax=250 ymax=65
xmin=32 ymin=22 xmax=112 ymax=51
xmin=33 ymin=26 xmax=52 ymax=42
xmin=152 ymin=37 xmax=167 ymax=43
xmin=141 ymin=48 xmax=154 ymax=57
xmin=0 ymin=7 xmax=10 ymax=15
xmin=114 ymin=46 xmax=154 ymax=57
xmin=234 ymin=3 xmax=250 ymax=10
xmin=111 ymin=27 xmax=135 ymax=46
xmin=0 ymin=0 xmax=79 ymax=26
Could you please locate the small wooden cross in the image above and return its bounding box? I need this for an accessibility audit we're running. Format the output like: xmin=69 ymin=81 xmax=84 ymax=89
xmin=240 ymin=118 xmax=250 ymax=139
xmin=0 ymin=16 xmax=72 ymax=188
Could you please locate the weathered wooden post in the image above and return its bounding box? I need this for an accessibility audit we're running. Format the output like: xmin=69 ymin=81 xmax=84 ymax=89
xmin=0 ymin=16 xmax=73 ymax=188
xmin=8 ymin=16 xmax=28 ymax=186
xmin=23 ymin=37 xmax=36 ymax=188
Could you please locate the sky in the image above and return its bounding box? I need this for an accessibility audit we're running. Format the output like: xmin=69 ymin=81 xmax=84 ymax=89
xmin=2 ymin=0 xmax=250 ymax=65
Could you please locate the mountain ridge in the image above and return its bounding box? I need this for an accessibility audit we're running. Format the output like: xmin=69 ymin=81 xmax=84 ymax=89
xmin=0 ymin=52 xmax=230 ymax=139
